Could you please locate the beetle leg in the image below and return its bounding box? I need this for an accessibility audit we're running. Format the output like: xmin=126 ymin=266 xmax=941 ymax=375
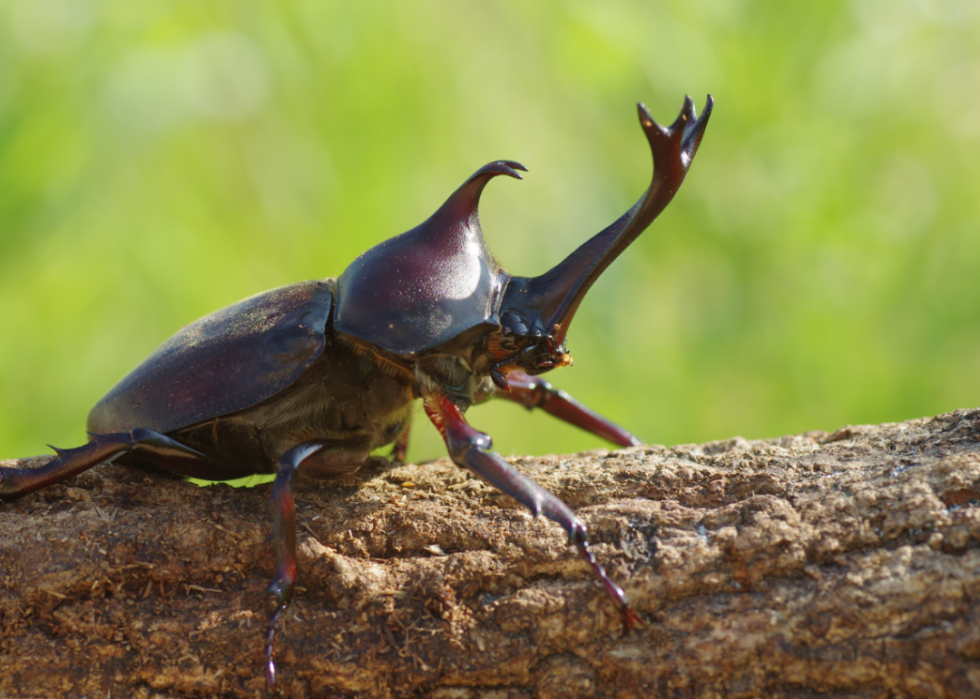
xmin=423 ymin=393 xmax=639 ymax=631
xmin=494 ymin=370 xmax=642 ymax=448
xmin=265 ymin=439 xmax=369 ymax=693
xmin=0 ymin=429 xmax=216 ymax=501
xmin=391 ymin=412 xmax=413 ymax=463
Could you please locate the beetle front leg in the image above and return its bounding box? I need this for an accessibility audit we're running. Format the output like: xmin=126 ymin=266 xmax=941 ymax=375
xmin=423 ymin=393 xmax=639 ymax=631
xmin=494 ymin=370 xmax=642 ymax=448
xmin=265 ymin=439 xmax=369 ymax=693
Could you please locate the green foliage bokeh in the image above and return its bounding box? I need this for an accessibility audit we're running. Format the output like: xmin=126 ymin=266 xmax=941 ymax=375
xmin=1 ymin=0 xmax=979 ymax=465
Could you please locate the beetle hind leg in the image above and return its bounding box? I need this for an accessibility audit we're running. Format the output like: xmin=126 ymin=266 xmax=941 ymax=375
xmin=0 ymin=429 xmax=221 ymax=501
xmin=494 ymin=370 xmax=642 ymax=447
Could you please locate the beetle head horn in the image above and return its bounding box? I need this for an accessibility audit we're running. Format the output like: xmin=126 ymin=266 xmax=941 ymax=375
xmin=334 ymin=160 xmax=525 ymax=355
xmin=499 ymin=96 xmax=713 ymax=348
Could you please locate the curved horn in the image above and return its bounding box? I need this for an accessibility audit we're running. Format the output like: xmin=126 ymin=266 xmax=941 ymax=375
xmin=502 ymin=96 xmax=713 ymax=344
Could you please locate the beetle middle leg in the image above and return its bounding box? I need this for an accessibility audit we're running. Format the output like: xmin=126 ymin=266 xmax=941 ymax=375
xmin=493 ymin=370 xmax=642 ymax=448
xmin=264 ymin=438 xmax=370 ymax=692
xmin=390 ymin=412 xmax=413 ymax=462
xmin=423 ymin=393 xmax=639 ymax=631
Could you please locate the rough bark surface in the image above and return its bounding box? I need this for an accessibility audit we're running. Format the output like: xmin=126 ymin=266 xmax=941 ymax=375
xmin=3 ymin=409 xmax=980 ymax=698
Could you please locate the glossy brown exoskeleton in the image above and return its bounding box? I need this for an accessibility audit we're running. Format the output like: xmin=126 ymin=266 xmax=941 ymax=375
xmin=0 ymin=96 xmax=712 ymax=690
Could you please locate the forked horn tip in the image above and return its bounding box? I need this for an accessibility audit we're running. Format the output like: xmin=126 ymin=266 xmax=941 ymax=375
xmin=636 ymin=102 xmax=669 ymax=136
xmin=637 ymin=97 xmax=703 ymax=164
xmin=670 ymin=95 xmax=699 ymax=131
xmin=652 ymin=95 xmax=714 ymax=136
xmin=696 ymin=95 xmax=714 ymax=127
xmin=470 ymin=160 xmax=527 ymax=183
xmin=683 ymin=95 xmax=714 ymax=159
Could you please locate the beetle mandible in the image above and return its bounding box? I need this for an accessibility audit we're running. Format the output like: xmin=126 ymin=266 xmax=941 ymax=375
xmin=0 ymin=96 xmax=712 ymax=690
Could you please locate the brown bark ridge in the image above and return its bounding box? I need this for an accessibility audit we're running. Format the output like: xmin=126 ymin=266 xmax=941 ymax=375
xmin=2 ymin=409 xmax=980 ymax=699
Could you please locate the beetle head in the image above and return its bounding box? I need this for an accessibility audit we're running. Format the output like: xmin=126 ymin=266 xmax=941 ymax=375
xmin=487 ymin=96 xmax=713 ymax=388
xmin=334 ymin=97 xmax=712 ymax=387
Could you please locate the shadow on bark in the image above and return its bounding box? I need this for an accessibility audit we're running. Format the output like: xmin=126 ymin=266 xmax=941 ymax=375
xmin=3 ymin=409 xmax=980 ymax=698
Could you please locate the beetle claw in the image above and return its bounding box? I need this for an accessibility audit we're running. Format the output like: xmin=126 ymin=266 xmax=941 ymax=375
xmin=621 ymin=606 xmax=643 ymax=635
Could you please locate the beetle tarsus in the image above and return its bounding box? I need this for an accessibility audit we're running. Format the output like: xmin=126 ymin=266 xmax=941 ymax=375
xmin=265 ymin=603 xmax=286 ymax=694
xmin=572 ymin=533 xmax=641 ymax=633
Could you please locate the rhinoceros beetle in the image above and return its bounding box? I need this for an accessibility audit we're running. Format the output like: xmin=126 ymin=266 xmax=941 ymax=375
xmin=1 ymin=96 xmax=712 ymax=690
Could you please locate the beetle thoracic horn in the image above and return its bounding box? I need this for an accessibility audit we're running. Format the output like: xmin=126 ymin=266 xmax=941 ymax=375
xmin=334 ymin=160 xmax=526 ymax=355
xmin=499 ymin=95 xmax=713 ymax=345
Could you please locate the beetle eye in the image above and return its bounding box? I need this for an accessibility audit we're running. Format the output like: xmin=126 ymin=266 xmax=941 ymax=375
xmin=500 ymin=312 xmax=529 ymax=336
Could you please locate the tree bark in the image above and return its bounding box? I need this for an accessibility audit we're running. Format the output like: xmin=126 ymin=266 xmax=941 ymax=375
xmin=2 ymin=409 xmax=980 ymax=698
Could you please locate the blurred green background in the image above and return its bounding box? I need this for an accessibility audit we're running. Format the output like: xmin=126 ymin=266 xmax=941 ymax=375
xmin=1 ymin=0 xmax=979 ymax=466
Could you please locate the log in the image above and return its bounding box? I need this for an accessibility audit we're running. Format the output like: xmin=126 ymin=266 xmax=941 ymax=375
xmin=2 ymin=409 xmax=980 ymax=698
